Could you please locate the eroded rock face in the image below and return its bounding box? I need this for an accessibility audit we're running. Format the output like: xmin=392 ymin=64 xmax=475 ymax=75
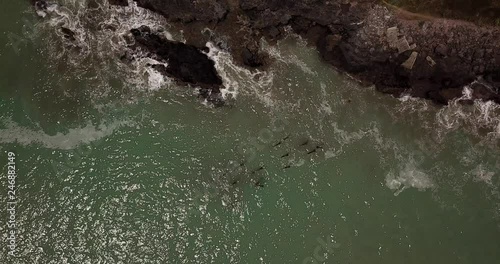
xmin=131 ymin=26 xmax=224 ymax=105
xmin=332 ymin=6 xmax=500 ymax=104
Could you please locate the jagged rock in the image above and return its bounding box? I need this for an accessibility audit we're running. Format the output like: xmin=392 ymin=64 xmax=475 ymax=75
xmin=387 ymin=27 xmax=399 ymax=48
xmin=426 ymin=56 xmax=436 ymax=67
xmin=396 ymin=36 xmax=411 ymax=54
xmin=31 ymin=0 xmax=46 ymax=9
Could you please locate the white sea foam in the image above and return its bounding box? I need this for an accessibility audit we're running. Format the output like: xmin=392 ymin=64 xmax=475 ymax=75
xmin=471 ymin=164 xmax=495 ymax=186
xmin=204 ymin=40 xmax=275 ymax=105
xmin=385 ymin=162 xmax=435 ymax=196
xmin=261 ymin=34 xmax=317 ymax=77
xmin=128 ymin=56 xmax=171 ymax=91
xmin=328 ymin=120 xmax=438 ymax=197
xmin=37 ymin=0 xmax=174 ymax=91
xmin=0 ymin=118 xmax=133 ymax=150
xmin=331 ymin=122 xmax=372 ymax=145
xmin=436 ymin=87 xmax=500 ymax=140
xmin=325 ymin=122 xmax=437 ymax=196
xmin=145 ymin=67 xmax=167 ymax=91
xmin=329 ymin=121 xmax=439 ymax=196
xmin=397 ymin=94 xmax=430 ymax=113
xmin=393 ymin=83 xmax=500 ymax=146
xmin=319 ymin=83 xmax=334 ymax=115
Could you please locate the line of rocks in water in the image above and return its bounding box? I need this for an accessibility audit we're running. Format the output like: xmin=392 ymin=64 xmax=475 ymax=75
xmin=33 ymin=0 xmax=500 ymax=106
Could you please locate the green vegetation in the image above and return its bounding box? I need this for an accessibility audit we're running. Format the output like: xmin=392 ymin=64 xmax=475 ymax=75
xmin=384 ymin=0 xmax=500 ymax=25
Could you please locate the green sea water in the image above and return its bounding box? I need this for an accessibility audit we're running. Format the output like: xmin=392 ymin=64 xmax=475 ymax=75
xmin=1 ymin=1 xmax=500 ymax=263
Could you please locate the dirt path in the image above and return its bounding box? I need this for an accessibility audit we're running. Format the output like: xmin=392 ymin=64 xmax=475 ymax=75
xmin=381 ymin=0 xmax=438 ymax=21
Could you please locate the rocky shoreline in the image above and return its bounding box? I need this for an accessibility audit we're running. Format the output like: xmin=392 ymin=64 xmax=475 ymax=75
xmin=34 ymin=0 xmax=500 ymax=105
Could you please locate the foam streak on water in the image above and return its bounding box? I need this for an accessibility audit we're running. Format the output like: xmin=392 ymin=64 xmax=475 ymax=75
xmin=0 ymin=117 xmax=133 ymax=149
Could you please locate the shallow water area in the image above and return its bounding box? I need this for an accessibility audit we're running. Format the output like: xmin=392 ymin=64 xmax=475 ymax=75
xmin=1 ymin=1 xmax=500 ymax=263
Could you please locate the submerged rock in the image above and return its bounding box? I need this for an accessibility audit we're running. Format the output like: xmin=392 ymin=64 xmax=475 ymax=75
xmin=60 ymin=27 xmax=76 ymax=41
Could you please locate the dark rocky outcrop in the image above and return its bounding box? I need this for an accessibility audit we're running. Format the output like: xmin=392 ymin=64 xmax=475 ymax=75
xmin=60 ymin=27 xmax=76 ymax=41
xmin=131 ymin=26 xmax=224 ymax=105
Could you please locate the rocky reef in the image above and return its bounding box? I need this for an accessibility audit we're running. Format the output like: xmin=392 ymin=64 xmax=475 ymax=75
xmin=33 ymin=0 xmax=500 ymax=105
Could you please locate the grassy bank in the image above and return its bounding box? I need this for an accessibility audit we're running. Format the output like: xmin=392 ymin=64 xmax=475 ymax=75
xmin=384 ymin=0 xmax=500 ymax=25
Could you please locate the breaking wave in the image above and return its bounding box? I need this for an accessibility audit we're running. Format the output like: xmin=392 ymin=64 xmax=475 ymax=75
xmin=394 ymin=84 xmax=500 ymax=146
xmin=35 ymin=0 xmax=176 ymax=92
xmin=385 ymin=160 xmax=436 ymax=196
xmin=204 ymin=38 xmax=275 ymax=105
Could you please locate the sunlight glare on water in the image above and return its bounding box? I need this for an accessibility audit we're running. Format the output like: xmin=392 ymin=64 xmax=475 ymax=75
xmin=1 ymin=1 xmax=500 ymax=263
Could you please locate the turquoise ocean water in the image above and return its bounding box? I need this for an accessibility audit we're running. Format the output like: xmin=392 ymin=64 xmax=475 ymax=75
xmin=1 ymin=1 xmax=500 ymax=263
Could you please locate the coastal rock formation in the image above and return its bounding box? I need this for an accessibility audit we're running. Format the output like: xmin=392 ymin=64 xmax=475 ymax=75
xmin=114 ymin=0 xmax=500 ymax=105
xmin=28 ymin=0 xmax=499 ymax=105
xmin=29 ymin=0 xmax=226 ymax=106
xmin=131 ymin=26 xmax=224 ymax=105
